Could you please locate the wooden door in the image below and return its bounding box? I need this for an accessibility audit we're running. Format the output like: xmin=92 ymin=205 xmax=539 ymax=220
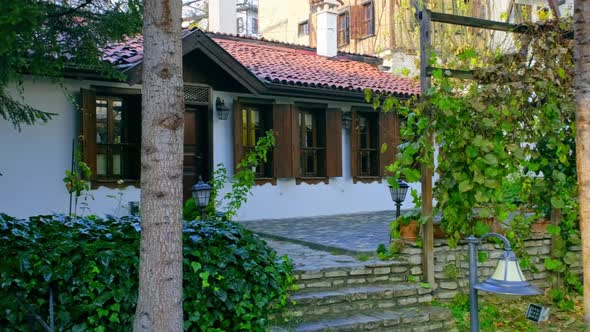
xmin=183 ymin=105 xmax=210 ymax=201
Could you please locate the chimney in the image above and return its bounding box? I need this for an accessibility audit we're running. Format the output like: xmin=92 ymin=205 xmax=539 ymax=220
xmin=209 ymin=0 xmax=237 ymax=35
xmin=314 ymin=0 xmax=339 ymax=57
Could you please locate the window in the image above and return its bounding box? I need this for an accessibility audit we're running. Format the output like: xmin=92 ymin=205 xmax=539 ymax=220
xmin=237 ymin=17 xmax=245 ymax=34
xmin=241 ymin=105 xmax=273 ymax=178
xmin=350 ymin=110 xmax=399 ymax=182
xmin=337 ymin=12 xmax=350 ymax=46
xmin=298 ymin=110 xmax=326 ymax=177
xmin=251 ymin=17 xmax=258 ymax=34
xmin=356 ymin=113 xmax=379 ymax=176
xmin=81 ymin=89 xmax=141 ymax=185
xmin=362 ymin=1 xmax=375 ymax=36
xmin=298 ymin=20 xmax=309 ymax=36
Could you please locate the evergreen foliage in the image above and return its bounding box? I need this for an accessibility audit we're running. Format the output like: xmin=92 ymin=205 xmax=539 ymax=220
xmin=0 ymin=0 xmax=142 ymax=130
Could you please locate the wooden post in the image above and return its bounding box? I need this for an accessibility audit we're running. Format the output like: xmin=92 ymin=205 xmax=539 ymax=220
xmin=418 ymin=7 xmax=435 ymax=286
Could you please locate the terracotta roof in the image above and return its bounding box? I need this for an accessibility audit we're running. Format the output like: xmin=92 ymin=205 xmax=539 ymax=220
xmin=100 ymin=32 xmax=419 ymax=97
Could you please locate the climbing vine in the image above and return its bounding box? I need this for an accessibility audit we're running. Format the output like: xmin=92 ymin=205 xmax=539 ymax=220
xmin=370 ymin=18 xmax=580 ymax=300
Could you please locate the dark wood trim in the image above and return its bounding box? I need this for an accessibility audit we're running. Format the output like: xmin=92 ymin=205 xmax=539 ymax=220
xmin=268 ymin=83 xmax=413 ymax=102
xmin=238 ymin=97 xmax=275 ymax=104
xmin=295 ymin=177 xmax=329 ymax=185
xmin=254 ymin=178 xmax=277 ymax=186
xmin=353 ymin=176 xmax=382 ymax=184
xmin=90 ymin=85 xmax=141 ymax=95
xmin=91 ymin=179 xmax=140 ymax=190
xmin=294 ymin=101 xmax=329 ymax=109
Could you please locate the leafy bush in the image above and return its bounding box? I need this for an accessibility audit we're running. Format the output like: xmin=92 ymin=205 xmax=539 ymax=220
xmin=0 ymin=214 xmax=293 ymax=331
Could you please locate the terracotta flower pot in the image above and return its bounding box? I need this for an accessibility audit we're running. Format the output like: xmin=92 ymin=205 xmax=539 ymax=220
xmin=532 ymin=219 xmax=550 ymax=233
xmin=400 ymin=220 xmax=419 ymax=241
xmin=433 ymin=223 xmax=446 ymax=239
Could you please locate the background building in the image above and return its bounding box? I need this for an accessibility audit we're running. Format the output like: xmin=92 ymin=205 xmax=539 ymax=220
xmin=259 ymin=0 xmax=573 ymax=74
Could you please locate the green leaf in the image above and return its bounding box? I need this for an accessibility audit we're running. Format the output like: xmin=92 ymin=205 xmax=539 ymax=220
xmin=551 ymin=197 xmax=565 ymax=209
xmin=458 ymin=180 xmax=474 ymax=192
xmin=191 ymin=261 xmax=202 ymax=273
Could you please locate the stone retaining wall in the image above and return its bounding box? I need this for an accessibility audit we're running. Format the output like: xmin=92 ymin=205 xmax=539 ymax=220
xmin=396 ymin=233 xmax=583 ymax=300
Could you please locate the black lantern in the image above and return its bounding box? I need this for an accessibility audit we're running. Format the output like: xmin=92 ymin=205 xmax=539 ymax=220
xmin=389 ymin=179 xmax=409 ymax=218
xmin=342 ymin=112 xmax=351 ymax=130
xmin=191 ymin=175 xmax=212 ymax=220
xmin=467 ymin=233 xmax=541 ymax=331
xmin=215 ymin=97 xmax=230 ymax=120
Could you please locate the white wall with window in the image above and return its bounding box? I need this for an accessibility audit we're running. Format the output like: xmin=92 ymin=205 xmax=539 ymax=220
xmin=0 ymin=79 xmax=421 ymax=220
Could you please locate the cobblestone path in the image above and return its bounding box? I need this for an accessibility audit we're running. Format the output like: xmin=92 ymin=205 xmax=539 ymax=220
xmin=242 ymin=210 xmax=402 ymax=253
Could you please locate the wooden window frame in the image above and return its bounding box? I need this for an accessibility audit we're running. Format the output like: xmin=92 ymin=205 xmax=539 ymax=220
xmin=242 ymin=104 xmax=274 ymax=181
xmin=357 ymin=113 xmax=379 ymax=177
xmin=337 ymin=11 xmax=350 ymax=46
xmin=298 ymin=109 xmax=327 ymax=182
xmin=298 ymin=20 xmax=309 ymax=36
xmin=351 ymin=109 xmax=400 ymax=184
xmin=233 ymin=100 xmax=276 ymax=185
xmin=361 ymin=1 xmax=375 ymax=37
xmin=81 ymin=89 xmax=141 ymax=189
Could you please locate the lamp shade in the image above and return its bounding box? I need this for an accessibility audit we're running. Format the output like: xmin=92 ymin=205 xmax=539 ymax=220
xmin=389 ymin=180 xmax=410 ymax=204
xmin=191 ymin=176 xmax=212 ymax=208
xmin=474 ymin=250 xmax=541 ymax=296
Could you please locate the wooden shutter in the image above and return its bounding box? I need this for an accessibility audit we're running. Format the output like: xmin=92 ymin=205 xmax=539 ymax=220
xmin=350 ymin=110 xmax=359 ymax=179
xmin=350 ymin=5 xmax=364 ymax=39
xmin=232 ymin=100 xmax=243 ymax=173
xmin=291 ymin=106 xmax=301 ymax=177
xmin=379 ymin=112 xmax=400 ymax=177
xmin=272 ymin=104 xmax=294 ymax=178
xmin=325 ymin=109 xmax=343 ymax=177
xmin=80 ymin=89 xmax=96 ymax=179
xmin=309 ymin=15 xmax=317 ymax=48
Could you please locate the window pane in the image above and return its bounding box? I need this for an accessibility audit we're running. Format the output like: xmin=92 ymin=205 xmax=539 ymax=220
xmin=359 ymin=116 xmax=368 ymax=148
xmin=242 ymin=109 xmax=248 ymax=145
xmin=97 ymin=153 xmax=107 ymax=175
xmin=96 ymin=99 xmax=108 ymax=144
xmin=112 ymin=100 xmax=123 ymax=144
xmin=250 ymin=109 xmax=259 ymax=146
xmin=112 ymin=154 xmax=121 ymax=175
xmin=305 ymin=113 xmax=314 ymax=148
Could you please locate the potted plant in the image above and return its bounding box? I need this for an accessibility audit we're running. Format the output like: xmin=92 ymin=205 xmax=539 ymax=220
xmin=531 ymin=218 xmax=550 ymax=233
xmin=391 ymin=210 xmax=421 ymax=241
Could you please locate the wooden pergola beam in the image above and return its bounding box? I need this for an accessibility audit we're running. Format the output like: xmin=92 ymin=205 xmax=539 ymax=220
xmin=429 ymin=10 xmax=573 ymax=39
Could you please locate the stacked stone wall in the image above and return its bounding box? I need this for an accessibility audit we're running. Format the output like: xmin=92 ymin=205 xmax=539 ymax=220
xmin=396 ymin=233 xmax=583 ymax=299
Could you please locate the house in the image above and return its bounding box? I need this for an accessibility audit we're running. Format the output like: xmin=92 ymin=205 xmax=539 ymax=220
xmin=0 ymin=0 xmax=420 ymax=220
xmin=259 ymin=0 xmax=573 ymax=75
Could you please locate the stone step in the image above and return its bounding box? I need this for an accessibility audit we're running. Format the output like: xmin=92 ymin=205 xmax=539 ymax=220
xmin=286 ymin=283 xmax=434 ymax=319
xmin=293 ymin=260 xmax=412 ymax=291
xmin=269 ymin=306 xmax=452 ymax=332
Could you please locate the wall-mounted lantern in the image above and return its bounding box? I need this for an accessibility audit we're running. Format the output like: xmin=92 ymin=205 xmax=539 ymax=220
xmin=342 ymin=112 xmax=351 ymax=130
xmin=216 ymin=97 xmax=230 ymax=120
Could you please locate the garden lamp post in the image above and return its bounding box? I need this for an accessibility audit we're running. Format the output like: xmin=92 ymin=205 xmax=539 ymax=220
xmin=389 ymin=179 xmax=409 ymax=218
xmin=191 ymin=175 xmax=212 ymax=220
xmin=467 ymin=233 xmax=541 ymax=332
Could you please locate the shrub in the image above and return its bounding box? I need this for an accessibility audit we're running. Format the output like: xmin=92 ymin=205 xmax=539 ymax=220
xmin=0 ymin=214 xmax=293 ymax=331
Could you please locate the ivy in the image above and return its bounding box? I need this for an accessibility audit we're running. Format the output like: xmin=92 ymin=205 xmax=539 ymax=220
xmin=0 ymin=214 xmax=293 ymax=331
xmin=369 ymin=18 xmax=580 ymax=298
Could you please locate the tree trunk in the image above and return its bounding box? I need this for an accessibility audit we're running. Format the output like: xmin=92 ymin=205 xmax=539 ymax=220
xmin=574 ymin=0 xmax=590 ymax=322
xmin=133 ymin=0 xmax=184 ymax=330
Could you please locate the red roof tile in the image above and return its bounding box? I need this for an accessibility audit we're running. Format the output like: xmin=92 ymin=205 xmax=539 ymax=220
xmin=100 ymin=32 xmax=419 ymax=96
xmin=213 ymin=38 xmax=419 ymax=96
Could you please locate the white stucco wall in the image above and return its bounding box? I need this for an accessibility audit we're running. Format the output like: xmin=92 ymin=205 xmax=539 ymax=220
xmin=1 ymin=78 xmax=140 ymax=218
